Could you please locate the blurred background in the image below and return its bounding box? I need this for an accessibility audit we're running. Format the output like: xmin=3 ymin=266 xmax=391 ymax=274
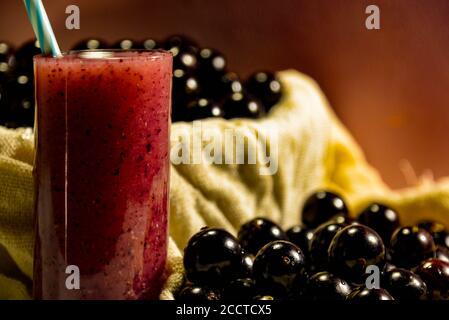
xmin=0 ymin=0 xmax=448 ymax=189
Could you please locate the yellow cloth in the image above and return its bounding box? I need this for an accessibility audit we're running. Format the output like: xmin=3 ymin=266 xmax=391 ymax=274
xmin=0 ymin=70 xmax=448 ymax=300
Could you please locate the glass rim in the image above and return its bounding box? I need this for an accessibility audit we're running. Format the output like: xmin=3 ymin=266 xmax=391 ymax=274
xmin=33 ymin=48 xmax=172 ymax=61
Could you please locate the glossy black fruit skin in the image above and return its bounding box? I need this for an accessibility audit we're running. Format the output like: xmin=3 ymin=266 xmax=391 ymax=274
xmin=357 ymin=203 xmax=400 ymax=243
xmin=173 ymin=51 xmax=198 ymax=74
xmin=172 ymin=70 xmax=201 ymax=121
xmin=183 ymin=227 xmax=243 ymax=286
xmin=301 ymin=191 xmax=349 ymax=228
xmin=111 ymin=39 xmax=137 ymax=50
xmin=197 ymin=48 xmax=227 ymax=82
xmin=436 ymin=246 xmax=449 ymax=263
xmin=418 ymin=220 xmax=449 ymax=249
xmin=382 ymin=268 xmax=427 ymax=300
xmin=347 ymin=287 xmax=394 ymax=301
xmin=71 ymin=38 xmax=108 ymax=50
xmin=0 ymin=41 xmax=16 ymax=82
xmin=329 ymin=224 xmax=386 ymax=284
xmin=15 ymin=40 xmax=40 ymax=73
xmin=222 ymin=92 xmax=265 ymax=119
xmin=415 ymin=258 xmax=449 ymax=297
xmin=222 ymin=278 xmax=257 ymax=300
xmin=434 ymin=232 xmax=449 ymax=250
xmin=185 ymin=98 xmax=223 ymax=121
xmin=254 ymin=295 xmax=274 ymax=300
xmin=382 ymin=262 xmax=397 ymax=274
xmin=286 ymin=225 xmax=314 ymax=257
xmin=330 ymin=213 xmax=355 ymax=225
xmin=177 ymin=285 xmax=220 ymax=301
xmin=217 ymin=72 xmax=244 ymax=97
xmin=0 ymin=41 xmax=14 ymax=62
xmin=2 ymin=73 xmax=34 ymax=127
xmin=390 ymin=226 xmax=436 ymax=269
xmin=245 ymin=71 xmax=282 ymax=112
xmin=140 ymin=38 xmax=160 ymax=50
xmin=203 ymin=71 xmax=244 ymax=100
xmin=238 ymin=217 xmax=288 ymax=255
xmin=306 ymin=271 xmax=352 ymax=300
xmin=309 ymin=222 xmax=347 ymax=271
xmin=163 ymin=34 xmax=199 ymax=56
xmin=240 ymin=253 xmax=254 ymax=278
xmin=253 ymin=240 xmax=307 ymax=297
xmin=0 ymin=83 xmax=8 ymax=125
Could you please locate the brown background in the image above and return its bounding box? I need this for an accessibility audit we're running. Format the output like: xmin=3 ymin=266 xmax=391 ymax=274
xmin=1 ymin=0 xmax=448 ymax=189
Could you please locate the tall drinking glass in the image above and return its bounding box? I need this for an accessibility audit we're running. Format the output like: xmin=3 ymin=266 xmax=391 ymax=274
xmin=33 ymin=50 xmax=172 ymax=299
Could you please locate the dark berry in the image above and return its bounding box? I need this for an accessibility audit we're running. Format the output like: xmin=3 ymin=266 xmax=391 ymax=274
xmin=245 ymin=71 xmax=282 ymax=111
xmin=163 ymin=35 xmax=198 ymax=56
xmin=222 ymin=278 xmax=257 ymax=300
xmin=253 ymin=240 xmax=306 ymax=297
xmin=382 ymin=268 xmax=427 ymax=300
xmin=357 ymin=203 xmax=400 ymax=243
xmin=418 ymin=220 xmax=449 ymax=249
xmin=140 ymin=38 xmax=160 ymax=50
xmin=222 ymin=92 xmax=265 ymax=119
xmin=3 ymin=73 xmax=34 ymax=127
xmin=390 ymin=226 xmax=436 ymax=269
xmin=0 ymin=41 xmax=15 ymax=81
xmin=329 ymin=224 xmax=385 ymax=284
xmin=172 ymin=70 xmax=201 ymax=121
xmin=173 ymin=50 xmax=198 ymax=73
xmin=383 ymin=262 xmax=397 ymax=274
xmin=111 ymin=39 xmax=137 ymax=50
xmin=197 ymin=48 xmax=227 ymax=82
xmin=218 ymin=72 xmax=244 ymax=96
xmin=286 ymin=225 xmax=313 ymax=257
xmin=0 ymin=41 xmax=14 ymax=61
xmin=254 ymin=295 xmax=274 ymax=300
xmin=204 ymin=71 xmax=244 ymax=99
xmin=330 ymin=213 xmax=356 ymax=225
xmin=385 ymin=249 xmax=393 ymax=262
xmin=347 ymin=287 xmax=394 ymax=301
xmin=434 ymin=232 xmax=449 ymax=250
xmin=177 ymin=285 xmax=220 ymax=301
xmin=301 ymin=191 xmax=349 ymax=228
xmin=309 ymin=222 xmax=347 ymax=271
xmin=183 ymin=227 xmax=243 ymax=286
xmin=238 ymin=217 xmax=288 ymax=255
xmin=415 ymin=258 xmax=449 ymax=298
xmin=185 ymin=98 xmax=223 ymax=121
xmin=0 ymin=83 xmax=8 ymax=125
xmin=240 ymin=253 xmax=254 ymax=278
xmin=71 ymin=38 xmax=108 ymax=50
xmin=15 ymin=40 xmax=40 ymax=73
xmin=436 ymin=246 xmax=449 ymax=263
xmin=306 ymin=271 xmax=352 ymax=300
xmin=417 ymin=220 xmax=445 ymax=233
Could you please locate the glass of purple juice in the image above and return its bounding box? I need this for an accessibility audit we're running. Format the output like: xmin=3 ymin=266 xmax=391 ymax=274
xmin=33 ymin=50 xmax=172 ymax=300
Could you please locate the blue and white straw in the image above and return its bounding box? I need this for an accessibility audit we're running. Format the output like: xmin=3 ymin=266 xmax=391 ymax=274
xmin=23 ymin=0 xmax=61 ymax=57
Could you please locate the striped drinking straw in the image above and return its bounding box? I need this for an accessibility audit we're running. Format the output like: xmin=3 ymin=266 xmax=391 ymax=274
xmin=23 ymin=0 xmax=62 ymax=57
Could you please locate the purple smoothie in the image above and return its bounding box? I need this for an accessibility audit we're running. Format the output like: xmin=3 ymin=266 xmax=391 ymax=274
xmin=33 ymin=50 xmax=172 ymax=299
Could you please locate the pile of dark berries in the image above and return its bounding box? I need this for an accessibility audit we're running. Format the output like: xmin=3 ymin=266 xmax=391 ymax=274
xmin=0 ymin=35 xmax=283 ymax=128
xmin=178 ymin=190 xmax=449 ymax=301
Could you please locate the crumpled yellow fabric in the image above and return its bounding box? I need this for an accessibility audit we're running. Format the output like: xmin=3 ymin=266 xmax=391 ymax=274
xmin=0 ymin=70 xmax=448 ymax=300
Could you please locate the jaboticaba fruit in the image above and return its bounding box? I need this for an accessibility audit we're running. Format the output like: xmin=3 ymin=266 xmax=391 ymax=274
xmin=328 ymin=224 xmax=386 ymax=284
xmin=183 ymin=227 xmax=244 ymax=286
